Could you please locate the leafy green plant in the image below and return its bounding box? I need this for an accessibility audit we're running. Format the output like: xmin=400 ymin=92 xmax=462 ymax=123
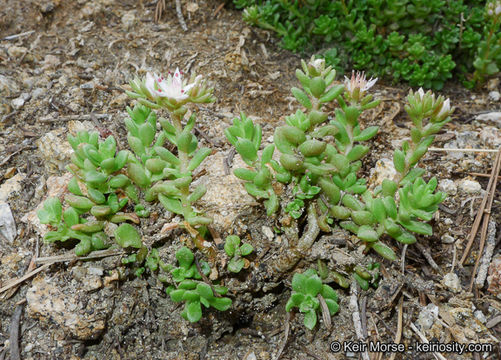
xmin=226 ymin=57 xmax=451 ymax=262
xmin=38 ymin=130 xmax=143 ymax=256
xmin=224 ymin=235 xmax=254 ymax=273
xmin=470 ymin=1 xmax=501 ymax=86
xmin=353 ymin=263 xmax=380 ymax=291
xmin=235 ymin=0 xmax=500 ymax=89
xmin=37 ymin=197 xmax=110 ymax=256
xmin=286 ymin=268 xmax=339 ymax=330
xmin=166 ymin=247 xmax=232 ymax=322
xmin=126 ymin=69 xmax=216 ymax=256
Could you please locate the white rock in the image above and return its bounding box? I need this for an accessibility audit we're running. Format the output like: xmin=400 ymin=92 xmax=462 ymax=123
xmin=36 ymin=128 xmax=74 ymax=174
xmin=261 ymin=226 xmax=274 ymax=241
xmin=7 ymin=45 xmax=27 ymax=59
xmin=191 ymin=151 xmax=258 ymax=234
xmin=0 ymin=74 xmax=19 ymax=95
xmin=442 ymin=272 xmax=461 ymax=293
xmin=438 ymin=179 xmax=457 ymax=195
xmin=458 ymin=179 xmax=482 ymax=194
xmin=121 ymin=11 xmax=136 ymax=30
xmin=441 ymin=234 xmax=455 ymax=244
xmin=0 ymin=173 xmax=26 ymax=202
xmin=417 ymin=303 xmax=439 ymax=330
xmin=488 ymin=91 xmax=500 ymax=102
xmin=474 ymin=310 xmax=487 ymax=324
xmin=479 ymin=126 xmax=501 ymax=147
xmin=32 ymin=88 xmax=45 ymax=99
xmin=368 ymin=158 xmax=396 ymax=190
xmin=11 ymin=97 xmax=25 ymax=109
xmin=0 ymin=202 xmax=16 ymax=243
xmin=476 ymin=112 xmax=501 ymax=126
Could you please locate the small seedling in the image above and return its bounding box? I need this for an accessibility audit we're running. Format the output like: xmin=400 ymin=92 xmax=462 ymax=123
xmin=286 ymin=268 xmax=339 ymax=330
xmin=166 ymin=247 xmax=232 ymax=322
xmin=224 ymin=235 xmax=254 ymax=273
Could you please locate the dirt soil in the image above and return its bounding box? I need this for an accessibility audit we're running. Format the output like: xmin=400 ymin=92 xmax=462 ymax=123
xmin=1 ymin=1 xmax=501 ymax=359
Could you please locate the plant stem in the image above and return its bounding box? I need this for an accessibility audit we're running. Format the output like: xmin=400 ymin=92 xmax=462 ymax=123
xmin=171 ymin=114 xmax=215 ymax=258
xmin=172 ymin=114 xmax=192 ymax=221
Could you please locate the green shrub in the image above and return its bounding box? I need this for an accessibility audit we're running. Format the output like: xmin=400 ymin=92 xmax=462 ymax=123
xmin=235 ymin=0 xmax=501 ymax=89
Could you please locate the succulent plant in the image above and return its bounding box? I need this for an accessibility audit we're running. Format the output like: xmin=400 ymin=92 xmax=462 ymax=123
xmin=224 ymin=235 xmax=254 ymax=273
xmin=286 ymin=268 xmax=339 ymax=330
xmin=166 ymin=247 xmax=232 ymax=322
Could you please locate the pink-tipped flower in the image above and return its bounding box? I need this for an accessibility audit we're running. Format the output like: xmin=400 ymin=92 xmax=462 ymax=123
xmin=436 ymin=98 xmax=451 ymax=119
xmin=145 ymin=68 xmax=201 ymax=103
xmin=344 ymin=71 xmax=378 ymax=94
xmin=416 ymin=87 xmax=426 ymax=100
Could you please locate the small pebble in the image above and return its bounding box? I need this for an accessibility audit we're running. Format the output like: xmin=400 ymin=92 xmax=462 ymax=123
xmin=7 ymin=45 xmax=27 ymax=59
xmin=441 ymin=234 xmax=455 ymax=244
xmin=459 ymin=179 xmax=482 ymax=194
xmin=121 ymin=11 xmax=136 ymax=30
xmin=489 ymin=91 xmax=500 ymax=102
xmin=474 ymin=310 xmax=487 ymax=324
xmin=32 ymin=88 xmax=45 ymax=99
xmin=438 ymin=179 xmax=457 ymax=195
xmin=80 ymin=81 xmax=94 ymax=90
xmin=442 ymin=272 xmax=461 ymax=293
xmin=11 ymin=97 xmax=25 ymax=109
xmin=417 ymin=303 xmax=439 ymax=330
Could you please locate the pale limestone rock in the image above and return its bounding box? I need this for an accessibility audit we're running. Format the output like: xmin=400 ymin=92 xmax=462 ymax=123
xmin=368 ymin=158 xmax=396 ymax=190
xmin=26 ymin=275 xmax=111 ymax=340
xmin=0 ymin=173 xmax=26 ymax=202
xmin=458 ymin=179 xmax=482 ymax=194
xmin=192 ymin=151 xmax=258 ymax=234
xmin=438 ymin=179 xmax=457 ymax=195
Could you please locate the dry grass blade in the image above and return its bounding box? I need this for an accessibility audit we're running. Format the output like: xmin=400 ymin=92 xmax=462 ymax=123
xmin=460 ymin=148 xmax=501 ymax=266
xmin=154 ymin=0 xmax=166 ymax=23
xmin=410 ymin=323 xmax=447 ymax=360
xmin=9 ymin=304 xmax=23 ymax=360
xmin=34 ymin=248 xmax=125 ymax=264
xmin=388 ymin=296 xmax=403 ymax=360
xmin=274 ymin=311 xmax=290 ymax=360
xmin=317 ymin=294 xmax=332 ymax=330
xmin=468 ymin=149 xmax=501 ymax=291
xmin=0 ymin=263 xmax=51 ymax=295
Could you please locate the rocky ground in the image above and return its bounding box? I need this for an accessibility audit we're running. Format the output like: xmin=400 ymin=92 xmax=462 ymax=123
xmin=1 ymin=0 xmax=501 ymax=359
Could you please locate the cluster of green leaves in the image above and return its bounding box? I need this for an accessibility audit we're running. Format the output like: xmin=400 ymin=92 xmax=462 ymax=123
xmin=225 ymin=113 xmax=282 ymax=216
xmin=125 ymin=104 xmax=212 ymax=228
xmin=353 ymin=263 xmax=380 ymax=290
xmin=37 ymin=197 xmax=110 ymax=256
xmin=125 ymin=104 xmax=211 ymax=225
xmin=224 ymin=235 xmax=254 ymax=273
xmin=166 ymin=247 xmax=232 ymax=322
xmin=235 ymin=0 xmax=500 ymax=89
xmin=285 ymin=268 xmax=339 ymax=330
xmin=38 ymin=131 xmax=144 ymax=255
xmin=38 ymin=101 xmax=215 ymax=256
xmin=227 ymin=58 xmax=451 ymax=262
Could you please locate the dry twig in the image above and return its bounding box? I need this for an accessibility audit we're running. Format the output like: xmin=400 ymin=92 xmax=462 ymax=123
xmin=9 ymin=304 xmax=23 ymax=360
xmin=475 ymin=220 xmax=497 ymax=288
xmin=274 ymin=311 xmax=290 ymax=360
xmin=176 ymin=0 xmax=188 ymax=31
xmin=409 ymin=322 xmax=447 ymax=360
xmin=460 ymin=149 xmax=500 ymax=268
xmin=388 ymin=296 xmax=403 ymax=360
xmin=350 ymin=282 xmax=370 ymax=360
xmin=35 ymin=248 xmax=124 ymax=264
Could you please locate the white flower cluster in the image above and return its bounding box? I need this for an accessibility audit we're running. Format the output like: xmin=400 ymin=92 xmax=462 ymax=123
xmin=487 ymin=0 xmax=501 ymax=16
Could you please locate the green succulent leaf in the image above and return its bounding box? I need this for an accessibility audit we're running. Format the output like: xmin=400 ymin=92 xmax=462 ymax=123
xmin=114 ymin=223 xmax=142 ymax=248
xmin=303 ymin=309 xmax=317 ymax=330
